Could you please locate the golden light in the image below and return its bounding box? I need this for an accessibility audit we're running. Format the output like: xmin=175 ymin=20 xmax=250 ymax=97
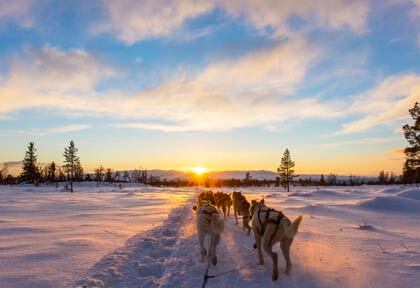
xmin=192 ymin=166 xmax=208 ymax=175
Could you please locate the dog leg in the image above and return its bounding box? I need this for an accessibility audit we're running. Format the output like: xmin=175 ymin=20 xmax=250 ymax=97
xmin=199 ymin=233 xmax=205 ymax=263
xmin=209 ymin=235 xmax=218 ymax=266
xmin=263 ymin=236 xmax=278 ymax=281
xmin=243 ymin=217 xmax=251 ymax=235
xmin=254 ymin=229 xmax=264 ymax=265
xmin=234 ymin=210 xmax=238 ymax=224
xmin=281 ymin=238 xmax=292 ymax=275
xmin=222 ymin=206 xmax=227 ymax=219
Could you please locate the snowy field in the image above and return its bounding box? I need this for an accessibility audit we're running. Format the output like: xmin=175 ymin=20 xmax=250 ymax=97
xmin=0 ymin=184 xmax=196 ymax=288
xmin=1 ymin=185 xmax=420 ymax=288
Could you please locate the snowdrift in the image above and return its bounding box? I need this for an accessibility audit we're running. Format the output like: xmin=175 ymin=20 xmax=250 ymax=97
xmin=396 ymin=188 xmax=420 ymax=201
xmin=357 ymin=195 xmax=420 ymax=213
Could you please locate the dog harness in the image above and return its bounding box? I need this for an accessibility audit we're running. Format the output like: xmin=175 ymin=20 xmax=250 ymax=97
xmin=257 ymin=207 xmax=284 ymax=247
xmin=198 ymin=203 xmax=218 ymax=218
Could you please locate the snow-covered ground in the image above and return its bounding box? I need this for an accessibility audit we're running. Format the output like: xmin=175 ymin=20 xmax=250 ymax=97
xmin=1 ymin=184 xmax=420 ymax=288
xmin=0 ymin=183 xmax=196 ymax=288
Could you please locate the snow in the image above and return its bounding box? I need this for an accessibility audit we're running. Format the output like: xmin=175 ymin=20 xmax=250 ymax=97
xmin=0 ymin=183 xmax=196 ymax=288
xmin=1 ymin=184 xmax=420 ymax=288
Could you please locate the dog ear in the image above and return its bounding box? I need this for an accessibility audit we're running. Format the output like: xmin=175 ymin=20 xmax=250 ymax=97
xmin=251 ymin=199 xmax=256 ymax=204
xmin=261 ymin=198 xmax=265 ymax=204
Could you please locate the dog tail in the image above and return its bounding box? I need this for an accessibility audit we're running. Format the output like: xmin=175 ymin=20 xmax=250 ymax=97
xmin=285 ymin=215 xmax=303 ymax=238
xmin=210 ymin=213 xmax=225 ymax=235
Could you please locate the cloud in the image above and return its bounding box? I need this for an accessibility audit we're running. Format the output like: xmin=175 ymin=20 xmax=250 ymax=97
xmin=388 ymin=147 xmax=405 ymax=156
xmin=321 ymin=136 xmax=400 ymax=147
xmin=1 ymin=40 xmax=345 ymax=132
xmin=337 ymin=74 xmax=420 ymax=135
xmin=17 ymin=124 xmax=91 ymax=136
xmin=93 ymin=0 xmax=370 ymax=44
xmin=220 ymin=0 xmax=369 ymax=36
xmin=115 ymin=38 xmax=344 ymax=131
xmin=410 ymin=0 xmax=420 ymax=16
xmin=0 ymin=45 xmax=116 ymax=114
xmin=0 ymin=0 xmax=41 ymax=28
xmin=92 ymin=0 xmax=215 ymax=44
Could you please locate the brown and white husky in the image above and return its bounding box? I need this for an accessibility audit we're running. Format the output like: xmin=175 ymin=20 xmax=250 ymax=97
xmin=250 ymin=199 xmax=303 ymax=281
xmin=193 ymin=199 xmax=225 ymax=266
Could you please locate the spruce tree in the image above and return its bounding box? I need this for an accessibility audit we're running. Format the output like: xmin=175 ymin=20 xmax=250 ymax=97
xmin=105 ymin=168 xmax=114 ymax=183
xmin=63 ymin=140 xmax=80 ymax=192
xmin=320 ymin=174 xmax=326 ymax=186
xmin=21 ymin=142 xmax=40 ymax=184
xmin=74 ymin=160 xmax=83 ymax=181
xmin=48 ymin=161 xmax=56 ymax=183
xmin=277 ymin=148 xmax=297 ymax=192
xmin=402 ymin=102 xmax=420 ymax=184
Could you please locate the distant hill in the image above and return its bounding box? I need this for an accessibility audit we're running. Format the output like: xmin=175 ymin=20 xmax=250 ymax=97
xmin=1 ymin=161 xmax=376 ymax=181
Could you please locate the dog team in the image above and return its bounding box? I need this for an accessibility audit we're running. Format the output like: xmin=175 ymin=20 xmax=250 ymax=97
xmin=193 ymin=190 xmax=303 ymax=281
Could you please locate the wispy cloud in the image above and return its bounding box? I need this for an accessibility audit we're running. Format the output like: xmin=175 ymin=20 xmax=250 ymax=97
xmin=321 ymin=136 xmax=400 ymax=147
xmin=336 ymin=74 xmax=420 ymax=135
xmin=0 ymin=45 xmax=116 ymax=115
xmin=1 ymin=40 xmax=345 ymax=132
xmin=0 ymin=0 xmax=41 ymax=28
xmin=17 ymin=124 xmax=91 ymax=136
xmin=92 ymin=0 xmax=370 ymax=44
xmin=92 ymin=0 xmax=215 ymax=44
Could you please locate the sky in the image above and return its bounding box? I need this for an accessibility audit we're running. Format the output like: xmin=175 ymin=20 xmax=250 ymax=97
xmin=0 ymin=0 xmax=419 ymax=175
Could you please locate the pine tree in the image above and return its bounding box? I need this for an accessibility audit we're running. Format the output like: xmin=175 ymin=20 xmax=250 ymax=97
xmin=0 ymin=166 xmax=8 ymax=184
xmin=94 ymin=165 xmax=104 ymax=185
xmin=21 ymin=142 xmax=40 ymax=184
xmin=320 ymin=174 xmax=326 ymax=186
xmin=47 ymin=162 xmax=56 ymax=183
xmin=378 ymin=170 xmax=389 ymax=185
xmin=63 ymin=140 xmax=80 ymax=192
xmin=74 ymin=160 xmax=83 ymax=181
xmin=402 ymin=102 xmax=420 ymax=184
xmin=105 ymin=168 xmax=114 ymax=183
xmin=277 ymin=148 xmax=297 ymax=192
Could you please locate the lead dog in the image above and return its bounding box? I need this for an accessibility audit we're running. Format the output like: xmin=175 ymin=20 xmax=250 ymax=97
xmin=193 ymin=199 xmax=225 ymax=265
xmin=250 ymin=199 xmax=303 ymax=281
xmin=232 ymin=191 xmax=251 ymax=234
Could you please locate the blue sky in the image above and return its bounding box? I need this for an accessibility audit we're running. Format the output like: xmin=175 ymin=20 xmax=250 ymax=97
xmin=0 ymin=0 xmax=419 ymax=175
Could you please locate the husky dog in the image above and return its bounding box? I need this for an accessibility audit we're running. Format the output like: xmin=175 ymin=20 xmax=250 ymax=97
xmin=250 ymin=199 xmax=303 ymax=281
xmin=214 ymin=192 xmax=233 ymax=218
xmin=193 ymin=199 xmax=225 ymax=265
xmin=197 ymin=191 xmax=216 ymax=205
xmin=232 ymin=191 xmax=251 ymax=234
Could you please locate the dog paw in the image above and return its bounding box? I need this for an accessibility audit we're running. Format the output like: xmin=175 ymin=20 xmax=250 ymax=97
xmin=272 ymin=272 xmax=279 ymax=282
xmin=212 ymin=256 xmax=218 ymax=266
xmin=253 ymin=243 xmax=257 ymax=249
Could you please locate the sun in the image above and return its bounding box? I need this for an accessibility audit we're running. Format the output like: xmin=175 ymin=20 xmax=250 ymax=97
xmin=192 ymin=166 xmax=208 ymax=175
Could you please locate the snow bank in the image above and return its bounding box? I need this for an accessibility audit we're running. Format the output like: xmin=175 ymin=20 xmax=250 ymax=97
xmin=357 ymin=196 xmax=420 ymax=213
xmin=396 ymin=188 xmax=420 ymax=201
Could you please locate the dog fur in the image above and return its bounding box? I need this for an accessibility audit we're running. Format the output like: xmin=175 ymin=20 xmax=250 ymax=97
xmin=193 ymin=199 xmax=225 ymax=266
xmin=232 ymin=191 xmax=251 ymax=234
xmin=250 ymin=199 xmax=303 ymax=281
xmin=214 ymin=191 xmax=233 ymax=218
xmin=197 ymin=191 xmax=216 ymax=205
